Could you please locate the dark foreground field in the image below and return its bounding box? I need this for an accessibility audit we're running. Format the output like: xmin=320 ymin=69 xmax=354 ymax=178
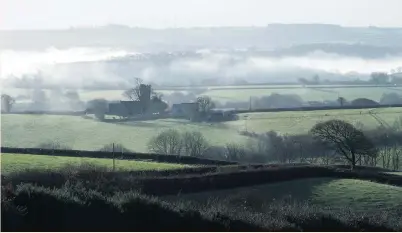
xmin=2 ymin=163 xmax=402 ymax=231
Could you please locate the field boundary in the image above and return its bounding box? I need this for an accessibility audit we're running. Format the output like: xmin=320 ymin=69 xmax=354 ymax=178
xmin=3 ymin=103 xmax=402 ymax=116
xmin=134 ymin=166 xmax=402 ymax=196
xmin=236 ymin=103 xmax=402 ymax=113
xmin=0 ymin=147 xmax=236 ymax=166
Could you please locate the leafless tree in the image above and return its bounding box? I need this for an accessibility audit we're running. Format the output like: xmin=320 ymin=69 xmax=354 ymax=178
xmin=378 ymin=144 xmax=401 ymax=170
xmin=181 ymin=131 xmax=210 ymax=157
xmin=196 ymin=96 xmax=215 ymax=114
xmin=224 ymin=143 xmax=247 ymax=162
xmin=310 ymin=119 xmax=377 ymax=170
xmin=147 ymin=129 xmax=183 ymax=155
xmin=123 ymin=78 xmax=143 ymax=101
xmin=337 ymin=97 xmax=347 ymax=106
xmin=1 ymin=94 xmax=15 ymax=113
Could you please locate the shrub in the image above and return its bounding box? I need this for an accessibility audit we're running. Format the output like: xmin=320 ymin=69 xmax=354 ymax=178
xmin=147 ymin=129 xmax=183 ymax=155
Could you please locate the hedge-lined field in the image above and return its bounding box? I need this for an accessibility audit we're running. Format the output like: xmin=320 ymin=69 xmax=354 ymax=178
xmin=0 ymin=153 xmax=190 ymax=174
xmin=1 ymin=114 xmax=247 ymax=152
xmin=2 ymin=164 xmax=402 ymax=231
xmin=3 ymin=107 xmax=402 ymax=152
xmin=165 ymin=177 xmax=402 ymax=214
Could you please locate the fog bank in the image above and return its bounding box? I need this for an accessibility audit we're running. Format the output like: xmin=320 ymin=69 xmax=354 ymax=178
xmin=1 ymin=47 xmax=402 ymax=88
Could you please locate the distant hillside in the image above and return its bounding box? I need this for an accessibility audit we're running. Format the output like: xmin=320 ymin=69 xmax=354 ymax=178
xmin=1 ymin=24 xmax=402 ymax=55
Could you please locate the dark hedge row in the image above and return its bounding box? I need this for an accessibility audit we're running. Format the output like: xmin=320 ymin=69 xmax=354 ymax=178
xmin=1 ymin=147 xmax=235 ymax=165
xmin=3 ymin=164 xmax=402 ymax=197
xmin=2 ymin=183 xmax=400 ymax=231
xmin=137 ymin=166 xmax=402 ymax=196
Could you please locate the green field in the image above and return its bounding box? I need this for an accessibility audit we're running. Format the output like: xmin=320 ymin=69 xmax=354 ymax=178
xmin=1 ymin=114 xmax=247 ymax=151
xmin=231 ymin=107 xmax=402 ymax=134
xmin=2 ymin=107 xmax=402 ymax=151
xmin=165 ymin=178 xmax=402 ymax=214
xmin=0 ymin=153 xmax=189 ymax=174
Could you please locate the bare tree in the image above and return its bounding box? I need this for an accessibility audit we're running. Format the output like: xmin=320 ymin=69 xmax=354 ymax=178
xmin=1 ymin=94 xmax=15 ymax=113
xmin=224 ymin=143 xmax=247 ymax=162
xmin=378 ymin=144 xmax=401 ymax=170
xmin=310 ymin=120 xmax=377 ymax=170
xmin=147 ymin=129 xmax=183 ymax=155
xmin=123 ymin=78 xmax=143 ymax=101
xmin=196 ymin=96 xmax=215 ymax=114
xmin=337 ymin=97 xmax=346 ymax=106
xmin=181 ymin=131 xmax=210 ymax=157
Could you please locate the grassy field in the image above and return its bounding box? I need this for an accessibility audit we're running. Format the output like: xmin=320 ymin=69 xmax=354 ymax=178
xmin=204 ymin=86 xmax=402 ymax=103
xmin=165 ymin=178 xmax=402 ymax=214
xmin=0 ymin=153 xmax=189 ymax=174
xmin=230 ymin=107 xmax=402 ymax=134
xmin=1 ymin=114 xmax=248 ymax=152
xmin=4 ymin=85 xmax=402 ymax=103
xmin=2 ymin=107 xmax=402 ymax=151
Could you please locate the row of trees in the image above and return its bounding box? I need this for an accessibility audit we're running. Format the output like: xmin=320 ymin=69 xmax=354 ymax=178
xmin=148 ymin=130 xmax=210 ymax=157
xmin=1 ymin=89 xmax=84 ymax=113
xmin=147 ymin=119 xmax=402 ymax=170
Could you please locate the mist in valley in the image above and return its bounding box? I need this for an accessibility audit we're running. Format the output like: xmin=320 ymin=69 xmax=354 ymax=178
xmin=2 ymin=47 xmax=402 ymax=90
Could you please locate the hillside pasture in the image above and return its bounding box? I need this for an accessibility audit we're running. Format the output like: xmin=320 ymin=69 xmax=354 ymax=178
xmin=2 ymin=108 xmax=402 ymax=151
xmin=228 ymin=107 xmax=402 ymax=134
xmin=1 ymin=114 xmax=247 ymax=152
xmin=165 ymin=178 xmax=402 ymax=214
xmin=0 ymin=153 xmax=190 ymax=174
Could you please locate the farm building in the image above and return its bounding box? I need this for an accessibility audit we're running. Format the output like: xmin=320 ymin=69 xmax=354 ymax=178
xmin=171 ymin=102 xmax=199 ymax=120
xmin=108 ymin=101 xmax=144 ymax=117
xmin=108 ymin=99 xmax=168 ymax=118
xmin=208 ymin=108 xmax=237 ymax=121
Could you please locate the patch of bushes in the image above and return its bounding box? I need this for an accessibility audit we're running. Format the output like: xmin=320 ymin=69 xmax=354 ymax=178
xmin=1 ymin=183 xmax=266 ymax=231
xmin=2 ymin=183 xmax=400 ymax=231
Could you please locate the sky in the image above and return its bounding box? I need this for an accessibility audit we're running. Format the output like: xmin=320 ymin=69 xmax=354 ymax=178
xmin=1 ymin=0 xmax=402 ymax=30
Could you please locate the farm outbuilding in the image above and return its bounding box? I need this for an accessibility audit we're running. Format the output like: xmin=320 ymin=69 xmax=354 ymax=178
xmin=171 ymin=102 xmax=199 ymax=120
xmin=208 ymin=108 xmax=237 ymax=121
xmin=108 ymin=101 xmax=144 ymax=117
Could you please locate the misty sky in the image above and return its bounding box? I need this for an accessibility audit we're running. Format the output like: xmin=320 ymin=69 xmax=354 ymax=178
xmin=1 ymin=0 xmax=402 ymax=29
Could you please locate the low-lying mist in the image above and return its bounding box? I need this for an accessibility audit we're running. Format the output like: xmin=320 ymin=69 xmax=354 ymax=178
xmin=1 ymin=47 xmax=402 ymax=89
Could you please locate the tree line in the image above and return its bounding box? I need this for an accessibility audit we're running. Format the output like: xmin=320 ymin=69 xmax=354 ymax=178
xmin=147 ymin=119 xmax=402 ymax=170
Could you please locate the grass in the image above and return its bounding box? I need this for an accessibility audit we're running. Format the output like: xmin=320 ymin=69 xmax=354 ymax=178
xmin=1 ymin=114 xmax=248 ymax=152
xmin=204 ymin=86 xmax=402 ymax=103
xmin=165 ymin=178 xmax=402 ymax=214
xmin=2 ymin=107 xmax=401 ymax=151
xmin=0 ymin=153 xmax=190 ymax=174
xmin=228 ymin=107 xmax=402 ymax=134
